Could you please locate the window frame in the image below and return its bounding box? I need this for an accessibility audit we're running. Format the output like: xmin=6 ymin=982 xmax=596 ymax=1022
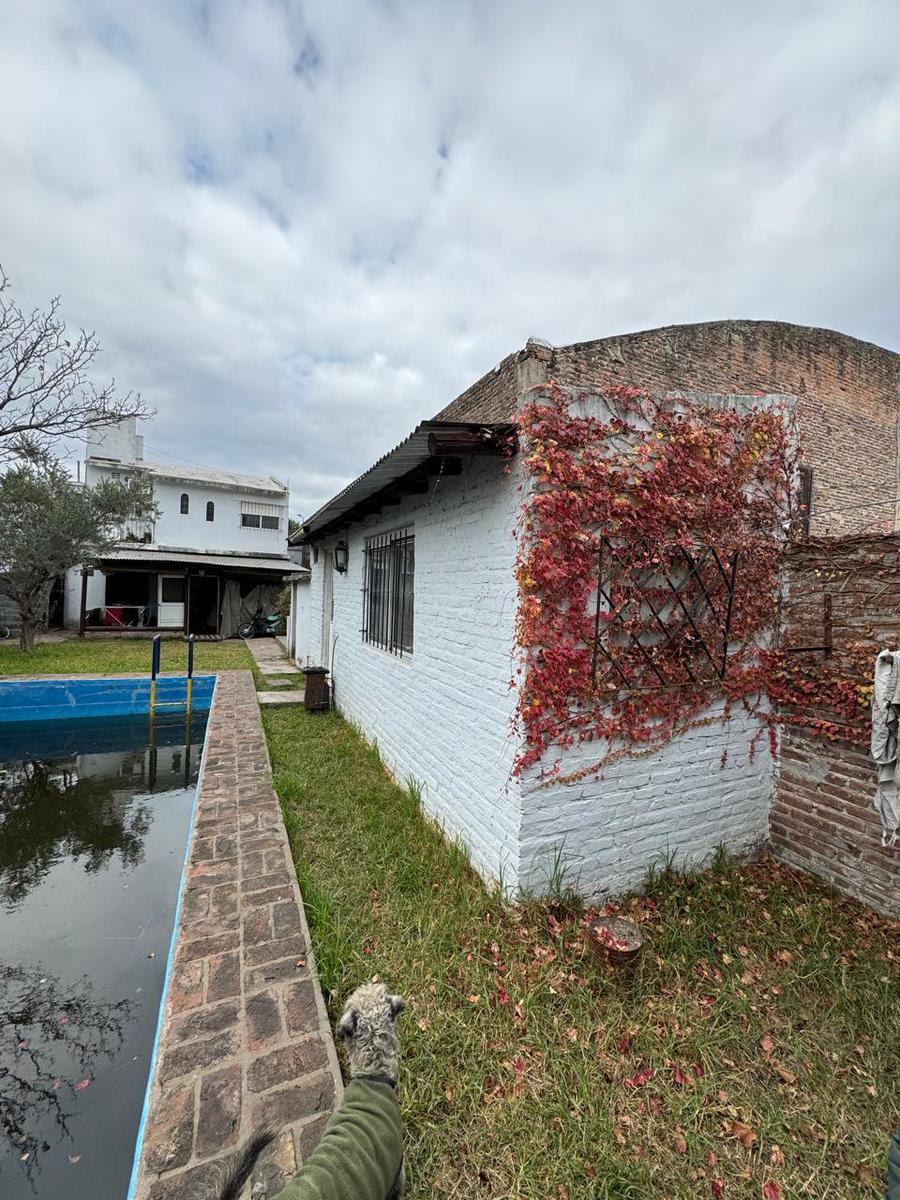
xmin=179 ymin=493 xmax=189 ymax=515
xmin=361 ymin=529 xmax=414 ymax=657
xmin=797 ymin=465 xmax=813 ymax=538
xmin=206 ymin=501 xmax=215 ymax=522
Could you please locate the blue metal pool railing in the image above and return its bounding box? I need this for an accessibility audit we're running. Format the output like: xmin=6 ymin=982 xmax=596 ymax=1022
xmin=150 ymin=634 xmax=196 ymax=717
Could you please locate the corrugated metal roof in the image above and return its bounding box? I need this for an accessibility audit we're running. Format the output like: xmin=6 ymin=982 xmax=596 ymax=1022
xmin=88 ymin=458 xmax=287 ymax=495
xmin=294 ymin=421 xmax=511 ymax=541
xmin=101 ymin=548 xmax=298 ymax=573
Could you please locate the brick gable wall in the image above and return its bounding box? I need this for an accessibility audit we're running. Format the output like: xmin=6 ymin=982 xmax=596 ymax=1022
xmin=433 ymin=321 xmax=900 ymax=538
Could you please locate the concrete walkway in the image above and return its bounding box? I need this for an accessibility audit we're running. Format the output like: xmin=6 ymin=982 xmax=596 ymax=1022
xmin=245 ymin=639 xmax=306 ymax=705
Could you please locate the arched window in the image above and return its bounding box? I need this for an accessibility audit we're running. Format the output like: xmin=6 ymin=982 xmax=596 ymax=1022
xmin=206 ymin=501 xmax=215 ymax=522
xmin=180 ymin=493 xmax=189 ymax=515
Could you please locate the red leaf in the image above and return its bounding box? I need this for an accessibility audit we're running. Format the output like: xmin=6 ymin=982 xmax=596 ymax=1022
xmin=672 ymin=1065 xmax=689 ymax=1087
xmin=497 ymin=986 xmax=509 ymax=1005
xmin=623 ymin=1067 xmax=654 ymax=1089
xmin=618 ymin=1032 xmax=631 ymax=1055
xmin=74 ymin=1079 xmax=90 ymax=1092
xmin=762 ymin=1184 xmax=781 ymax=1200
xmin=711 ymin=1181 xmax=725 ymax=1199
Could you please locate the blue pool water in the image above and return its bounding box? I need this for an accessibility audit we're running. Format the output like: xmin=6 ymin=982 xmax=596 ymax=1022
xmin=0 ymin=704 xmax=209 ymax=1199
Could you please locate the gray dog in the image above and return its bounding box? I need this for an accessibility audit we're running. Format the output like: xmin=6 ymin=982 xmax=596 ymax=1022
xmin=219 ymin=981 xmax=405 ymax=1200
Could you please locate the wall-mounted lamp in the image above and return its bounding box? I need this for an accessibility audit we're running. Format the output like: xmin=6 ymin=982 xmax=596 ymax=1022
xmin=334 ymin=540 xmax=349 ymax=574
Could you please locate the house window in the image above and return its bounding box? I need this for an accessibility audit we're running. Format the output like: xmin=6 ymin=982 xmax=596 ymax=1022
xmin=180 ymin=493 xmax=189 ymax=515
xmin=241 ymin=500 xmax=284 ymax=530
xmin=362 ymin=529 xmax=414 ymax=655
xmin=797 ymin=466 xmax=813 ymax=538
xmin=160 ymin=576 xmax=186 ymax=603
xmin=206 ymin=501 xmax=215 ymax=522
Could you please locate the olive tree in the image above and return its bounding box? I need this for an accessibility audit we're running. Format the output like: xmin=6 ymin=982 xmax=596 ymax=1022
xmin=0 ymin=460 xmax=157 ymax=650
xmin=0 ymin=266 xmax=150 ymax=462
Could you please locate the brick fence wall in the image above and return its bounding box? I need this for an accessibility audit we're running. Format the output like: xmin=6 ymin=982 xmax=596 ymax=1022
xmin=771 ymin=536 xmax=900 ymax=917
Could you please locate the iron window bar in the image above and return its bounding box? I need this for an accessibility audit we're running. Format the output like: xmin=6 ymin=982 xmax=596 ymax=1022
xmin=361 ymin=528 xmax=414 ymax=656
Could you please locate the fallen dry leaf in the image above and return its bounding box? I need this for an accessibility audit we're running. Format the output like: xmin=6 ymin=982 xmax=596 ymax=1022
xmin=762 ymin=1183 xmax=781 ymax=1200
xmin=724 ymin=1119 xmax=758 ymax=1149
xmin=770 ymin=1145 xmax=785 ymax=1167
xmin=623 ymin=1067 xmax=655 ymax=1089
xmin=74 ymin=1079 xmax=91 ymax=1092
xmin=443 ymin=1086 xmax=454 ymax=1103
xmin=774 ymin=1064 xmax=796 ymax=1084
xmin=760 ymin=1035 xmax=776 ymax=1056
xmin=706 ymin=1150 xmax=718 ymax=1167
xmin=673 ymin=1131 xmax=688 ymax=1154
xmin=565 ymin=1027 xmax=578 ymax=1042
xmin=466 ymin=994 xmax=481 ymax=1004
xmin=68 ymin=1155 xmax=81 ymax=1165
xmin=711 ymin=1181 xmax=725 ymax=1199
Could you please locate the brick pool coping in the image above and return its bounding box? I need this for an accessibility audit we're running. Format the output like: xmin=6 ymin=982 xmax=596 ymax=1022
xmin=131 ymin=670 xmax=343 ymax=1200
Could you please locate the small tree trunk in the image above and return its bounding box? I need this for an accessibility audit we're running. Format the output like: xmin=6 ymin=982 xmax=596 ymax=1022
xmin=18 ymin=600 xmax=36 ymax=652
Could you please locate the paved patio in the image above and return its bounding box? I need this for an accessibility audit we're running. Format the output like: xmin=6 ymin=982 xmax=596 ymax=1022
xmin=134 ymin=670 xmax=342 ymax=1200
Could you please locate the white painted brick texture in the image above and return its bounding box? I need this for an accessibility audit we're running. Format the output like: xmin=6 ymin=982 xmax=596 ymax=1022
xmin=518 ymin=701 xmax=774 ymax=898
xmin=292 ymin=458 xmax=524 ymax=888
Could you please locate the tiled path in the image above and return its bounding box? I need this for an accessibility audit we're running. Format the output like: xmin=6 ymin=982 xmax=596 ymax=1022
xmin=247 ymin=637 xmax=303 ymax=677
xmin=246 ymin=638 xmax=307 ymax=707
xmin=134 ymin=670 xmax=342 ymax=1200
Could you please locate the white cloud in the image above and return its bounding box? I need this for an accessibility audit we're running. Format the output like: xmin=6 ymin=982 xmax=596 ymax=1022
xmin=1 ymin=0 xmax=898 ymax=516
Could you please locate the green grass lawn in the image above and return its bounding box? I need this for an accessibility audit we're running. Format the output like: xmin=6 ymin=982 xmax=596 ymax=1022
xmin=264 ymin=705 xmax=900 ymax=1200
xmin=0 ymin=637 xmax=255 ymax=676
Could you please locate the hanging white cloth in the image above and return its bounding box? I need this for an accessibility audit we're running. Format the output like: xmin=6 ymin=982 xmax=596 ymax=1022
xmin=870 ymin=650 xmax=900 ymax=847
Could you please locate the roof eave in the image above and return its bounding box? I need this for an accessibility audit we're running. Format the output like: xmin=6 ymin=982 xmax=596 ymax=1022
xmin=292 ymin=420 xmax=518 ymax=543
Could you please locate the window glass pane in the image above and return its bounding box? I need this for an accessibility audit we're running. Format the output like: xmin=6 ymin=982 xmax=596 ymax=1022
xmin=206 ymin=501 xmax=215 ymax=522
xmin=180 ymin=493 xmax=189 ymax=514
xmin=161 ymin=577 xmax=185 ymax=603
xmin=261 ymin=515 xmax=279 ymax=529
xmin=401 ymin=539 xmax=414 ymax=652
xmin=241 ymin=513 xmax=261 ymax=528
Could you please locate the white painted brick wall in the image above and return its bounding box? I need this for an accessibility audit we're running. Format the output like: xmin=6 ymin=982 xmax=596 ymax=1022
xmin=518 ymin=700 xmax=774 ymax=899
xmin=290 ymin=382 xmax=783 ymax=899
xmin=291 ymin=457 xmax=524 ymax=888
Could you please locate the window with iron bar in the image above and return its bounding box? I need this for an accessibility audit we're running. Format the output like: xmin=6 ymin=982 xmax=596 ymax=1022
xmin=361 ymin=529 xmax=414 ymax=655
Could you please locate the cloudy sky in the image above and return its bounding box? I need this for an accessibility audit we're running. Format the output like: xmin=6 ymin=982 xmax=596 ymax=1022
xmin=1 ymin=0 xmax=898 ymax=517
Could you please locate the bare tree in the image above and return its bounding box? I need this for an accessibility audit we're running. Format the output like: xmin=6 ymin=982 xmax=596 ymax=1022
xmin=0 ymin=267 xmax=151 ymax=462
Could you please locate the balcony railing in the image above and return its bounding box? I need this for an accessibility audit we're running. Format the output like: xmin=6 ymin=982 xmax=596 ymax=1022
xmin=118 ymin=518 xmax=155 ymax=544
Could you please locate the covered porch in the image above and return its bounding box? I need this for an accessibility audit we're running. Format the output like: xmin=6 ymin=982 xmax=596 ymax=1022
xmin=72 ymin=550 xmax=295 ymax=637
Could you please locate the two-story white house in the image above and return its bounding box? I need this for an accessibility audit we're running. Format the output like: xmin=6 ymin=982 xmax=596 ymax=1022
xmin=63 ymin=419 xmax=295 ymax=636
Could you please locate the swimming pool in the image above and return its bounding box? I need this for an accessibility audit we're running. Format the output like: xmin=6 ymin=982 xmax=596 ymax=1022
xmin=0 ymin=678 xmax=214 ymax=1199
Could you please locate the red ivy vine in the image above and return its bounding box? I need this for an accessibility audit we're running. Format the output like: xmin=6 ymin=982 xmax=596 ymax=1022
xmin=512 ymin=383 xmax=800 ymax=780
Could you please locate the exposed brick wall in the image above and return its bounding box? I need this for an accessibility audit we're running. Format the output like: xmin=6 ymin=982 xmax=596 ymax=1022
xmin=553 ymin=321 xmax=900 ymax=539
xmin=432 ymin=321 xmax=900 ymax=538
xmin=771 ymin=536 xmax=900 ymax=917
xmin=434 ymin=350 xmax=520 ymax=423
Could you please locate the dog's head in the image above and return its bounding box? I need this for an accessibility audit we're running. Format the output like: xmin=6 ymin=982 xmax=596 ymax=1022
xmin=336 ymin=981 xmax=405 ymax=1082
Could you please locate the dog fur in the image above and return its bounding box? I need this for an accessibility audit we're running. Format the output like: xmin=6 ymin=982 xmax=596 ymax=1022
xmin=217 ymin=981 xmax=405 ymax=1200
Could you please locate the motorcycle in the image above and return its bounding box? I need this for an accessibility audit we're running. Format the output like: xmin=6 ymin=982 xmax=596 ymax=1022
xmin=237 ymin=606 xmax=283 ymax=639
